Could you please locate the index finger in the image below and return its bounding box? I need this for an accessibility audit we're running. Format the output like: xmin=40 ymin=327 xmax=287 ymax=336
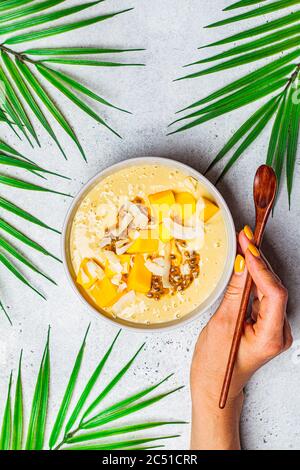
xmin=245 ymin=245 xmax=288 ymax=339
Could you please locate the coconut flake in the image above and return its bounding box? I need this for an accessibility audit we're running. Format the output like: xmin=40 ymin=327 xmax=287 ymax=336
xmin=85 ymin=260 xmax=104 ymax=280
xmin=163 ymin=217 xmax=203 ymax=240
xmin=99 ymin=237 xmax=111 ymax=248
xmin=111 ymin=291 xmax=136 ymax=315
xmin=125 ymin=202 xmax=149 ymax=229
xmin=152 ymin=258 xmax=165 ymax=266
xmin=105 ymin=251 xmax=123 ymax=274
xmin=118 ymin=282 xmax=127 ymax=293
xmin=115 ymin=239 xmax=133 ymax=256
xmin=111 ymin=273 xmax=122 ymax=286
xmin=145 ymin=259 xmax=165 ymax=276
xmin=110 ymin=211 xmax=133 ymax=238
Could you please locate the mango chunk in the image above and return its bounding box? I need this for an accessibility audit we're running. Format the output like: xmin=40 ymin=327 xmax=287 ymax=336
xmin=174 ymin=192 xmax=196 ymax=223
xmin=201 ymin=198 xmax=219 ymax=222
xmin=76 ymin=258 xmax=104 ymax=289
xmin=159 ymin=222 xmax=173 ymax=243
xmin=105 ymin=260 xmax=117 ymax=279
xmin=88 ymin=276 xmax=119 ymax=308
xmin=149 ymin=190 xmax=175 ymax=221
xmin=149 ymin=190 xmax=175 ymax=207
xmin=127 ymin=230 xmax=159 ymax=254
xmin=175 ymin=192 xmax=196 ymax=212
xmin=127 ymin=255 xmax=152 ymax=293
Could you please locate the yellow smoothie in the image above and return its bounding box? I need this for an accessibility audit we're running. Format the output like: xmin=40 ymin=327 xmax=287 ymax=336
xmin=70 ymin=163 xmax=228 ymax=325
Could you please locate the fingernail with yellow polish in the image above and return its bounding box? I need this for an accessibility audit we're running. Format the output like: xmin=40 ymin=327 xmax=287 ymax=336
xmin=244 ymin=225 xmax=254 ymax=240
xmin=248 ymin=243 xmax=260 ymax=257
xmin=234 ymin=254 xmax=245 ymax=275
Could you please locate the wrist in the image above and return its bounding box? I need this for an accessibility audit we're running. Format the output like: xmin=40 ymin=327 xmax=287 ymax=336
xmin=191 ymin=390 xmax=244 ymax=450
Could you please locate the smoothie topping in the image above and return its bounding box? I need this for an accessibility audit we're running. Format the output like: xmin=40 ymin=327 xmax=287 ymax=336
xmin=76 ymin=189 xmax=219 ymax=311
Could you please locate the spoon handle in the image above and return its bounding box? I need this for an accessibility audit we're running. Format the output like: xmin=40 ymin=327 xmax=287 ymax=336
xmin=219 ymin=271 xmax=252 ymax=409
xmin=219 ymin=166 xmax=276 ymax=409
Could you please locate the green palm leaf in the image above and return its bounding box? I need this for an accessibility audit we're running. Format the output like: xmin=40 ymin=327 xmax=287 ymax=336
xmin=7 ymin=55 xmax=67 ymax=158
xmin=66 ymin=422 xmax=185 ymax=445
xmin=39 ymin=58 xmax=144 ymax=67
xmin=0 ymin=235 xmax=56 ymax=284
xmin=0 ymin=252 xmax=45 ymax=299
xmin=81 ymin=343 xmax=146 ymax=421
xmin=49 ymin=325 xmax=90 ymax=449
xmin=0 ymin=1 xmax=103 ymax=37
xmin=91 ymin=374 xmax=176 ymax=421
xmin=0 ymin=153 xmax=67 ymax=178
xmin=0 ymin=60 xmax=38 ymax=145
xmin=194 ymin=25 xmax=300 ymax=65
xmin=201 ymin=11 xmax=300 ymax=49
xmin=225 ymin=0 xmax=270 ymax=10
xmin=206 ymin=0 xmax=300 ymax=28
xmin=24 ymin=47 xmax=144 ymax=56
xmin=25 ymin=328 xmax=50 ymax=450
xmin=64 ymin=435 xmax=179 ymax=451
xmin=178 ymin=62 xmax=294 ymax=112
xmin=16 ymin=60 xmax=86 ymax=160
xmin=0 ymin=0 xmax=35 ymax=13
xmin=172 ymin=74 xmax=287 ymax=125
xmin=0 ymin=330 xmax=184 ymax=450
xmin=0 ymin=173 xmax=70 ymax=196
xmin=82 ymin=387 xmax=183 ymax=430
xmin=287 ymin=81 xmax=300 ymax=205
xmin=12 ymin=351 xmax=23 ymax=450
xmin=0 ymin=372 xmax=12 ymax=450
xmin=0 ymin=298 xmax=12 ymax=324
xmin=0 ymin=0 xmax=66 ymax=25
xmin=5 ymin=8 xmax=133 ymax=45
xmin=179 ymin=39 xmax=300 ymax=80
xmin=0 ymin=218 xmax=60 ymax=261
xmin=38 ymin=66 xmax=130 ymax=114
xmin=0 ymin=196 xmax=59 ymax=234
xmin=169 ymin=78 xmax=286 ymax=134
xmin=172 ymin=1 xmax=300 ymax=200
xmin=216 ymin=100 xmax=279 ymax=183
xmin=273 ymin=86 xmax=294 ymax=189
xmin=36 ymin=63 xmax=122 ymax=138
xmin=205 ymin=96 xmax=280 ymax=174
xmin=64 ymin=330 xmax=121 ymax=436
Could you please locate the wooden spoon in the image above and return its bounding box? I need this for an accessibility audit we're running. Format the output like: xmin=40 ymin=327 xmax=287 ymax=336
xmin=219 ymin=165 xmax=277 ymax=409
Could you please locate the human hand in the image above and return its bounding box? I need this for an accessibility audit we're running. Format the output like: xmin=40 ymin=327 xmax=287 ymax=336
xmin=190 ymin=227 xmax=292 ymax=450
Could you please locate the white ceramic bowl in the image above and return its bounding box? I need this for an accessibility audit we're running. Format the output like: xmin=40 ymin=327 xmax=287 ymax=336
xmin=62 ymin=157 xmax=236 ymax=332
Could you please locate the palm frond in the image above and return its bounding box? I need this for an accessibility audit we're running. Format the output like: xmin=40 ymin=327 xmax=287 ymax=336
xmin=0 ymin=329 xmax=184 ymax=451
xmin=12 ymin=351 xmax=23 ymax=450
xmin=25 ymin=327 xmax=50 ymax=450
xmin=171 ymin=1 xmax=300 ymax=203
xmin=287 ymin=80 xmax=300 ymax=206
xmin=0 ymin=372 xmax=12 ymax=450
xmin=206 ymin=0 xmax=300 ymax=28
xmin=0 ymin=3 xmax=143 ymax=158
xmin=0 ymin=141 xmax=67 ymax=323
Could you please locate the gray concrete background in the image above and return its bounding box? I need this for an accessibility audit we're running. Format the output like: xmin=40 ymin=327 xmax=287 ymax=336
xmin=0 ymin=0 xmax=299 ymax=450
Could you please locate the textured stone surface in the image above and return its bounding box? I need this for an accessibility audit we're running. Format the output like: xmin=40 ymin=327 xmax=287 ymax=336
xmin=0 ymin=0 xmax=299 ymax=450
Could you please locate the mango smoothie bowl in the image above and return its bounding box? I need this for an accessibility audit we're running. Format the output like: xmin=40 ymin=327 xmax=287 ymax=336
xmin=63 ymin=158 xmax=236 ymax=330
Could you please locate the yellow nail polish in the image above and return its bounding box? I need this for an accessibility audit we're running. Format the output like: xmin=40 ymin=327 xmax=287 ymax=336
xmin=248 ymin=243 xmax=260 ymax=257
xmin=244 ymin=225 xmax=254 ymax=240
xmin=234 ymin=254 xmax=245 ymax=274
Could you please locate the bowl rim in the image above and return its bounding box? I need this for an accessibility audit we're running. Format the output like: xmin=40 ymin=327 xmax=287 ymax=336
xmin=62 ymin=156 xmax=236 ymax=333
